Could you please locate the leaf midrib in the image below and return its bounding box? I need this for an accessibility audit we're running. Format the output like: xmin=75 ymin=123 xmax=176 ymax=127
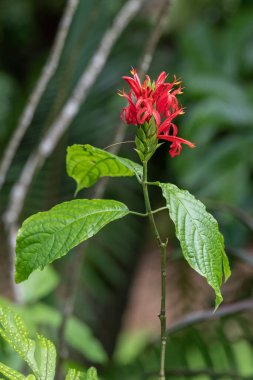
xmin=168 ymin=187 xmax=221 ymax=289
xmin=18 ymin=206 xmax=128 ymax=245
xmin=76 ymin=156 xmax=131 ymax=184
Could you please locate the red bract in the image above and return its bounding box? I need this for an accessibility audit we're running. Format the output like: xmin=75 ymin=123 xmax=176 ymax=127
xmin=119 ymin=69 xmax=195 ymax=157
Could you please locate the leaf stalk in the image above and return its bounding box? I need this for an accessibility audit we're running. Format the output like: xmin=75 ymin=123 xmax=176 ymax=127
xmin=129 ymin=206 xmax=168 ymax=218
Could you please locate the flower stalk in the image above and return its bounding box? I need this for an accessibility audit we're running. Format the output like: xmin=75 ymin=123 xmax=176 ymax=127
xmin=120 ymin=68 xmax=195 ymax=379
xmin=142 ymin=159 xmax=168 ymax=380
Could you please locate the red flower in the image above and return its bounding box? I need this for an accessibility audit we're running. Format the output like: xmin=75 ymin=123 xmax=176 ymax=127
xmin=119 ymin=69 xmax=195 ymax=157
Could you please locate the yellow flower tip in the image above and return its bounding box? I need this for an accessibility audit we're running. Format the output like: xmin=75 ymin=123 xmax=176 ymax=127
xmin=130 ymin=68 xmax=137 ymax=75
xmin=117 ymin=89 xmax=124 ymax=97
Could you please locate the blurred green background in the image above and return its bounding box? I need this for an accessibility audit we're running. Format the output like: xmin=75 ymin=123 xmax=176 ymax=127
xmin=1 ymin=0 xmax=253 ymax=379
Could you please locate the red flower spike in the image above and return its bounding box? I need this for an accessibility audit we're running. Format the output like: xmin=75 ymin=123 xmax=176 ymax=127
xmin=119 ymin=69 xmax=195 ymax=157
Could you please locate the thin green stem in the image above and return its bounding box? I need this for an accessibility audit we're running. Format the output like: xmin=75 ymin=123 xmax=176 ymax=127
xmin=152 ymin=206 xmax=168 ymax=215
xmin=129 ymin=206 xmax=168 ymax=218
xmin=143 ymin=180 xmax=160 ymax=186
xmin=160 ymin=240 xmax=167 ymax=380
xmin=103 ymin=140 xmax=135 ymax=150
xmin=142 ymin=161 xmax=161 ymax=244
xmin=142 ymin=160 xmax=168 ymax=380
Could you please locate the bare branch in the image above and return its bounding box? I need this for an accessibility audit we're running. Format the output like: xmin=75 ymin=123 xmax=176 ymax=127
xmin=94 ymin=0 xmax=171 ymax=197
xmin=167 ymin=299 xmax=253 ymax=335
xmin=0 ymin=0 xmax=79 ymax=190
xmin=228 ymin=247 xmax=253 ymax=266
xmin=145 ymin=300 xmax=253 ymax=379
xmin=206 ymin=199 xmax=253 ymax=232
xmin=138 ymin=0 xmax=170 ymax=75
xmin=3 ymin=0 xmax=146 ymax=247
xmin=113 ymin=0 xmax=170 ymax=152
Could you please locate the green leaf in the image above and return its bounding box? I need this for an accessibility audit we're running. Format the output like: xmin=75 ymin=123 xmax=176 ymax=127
xmin=0 ymin=305 xmax=56 ymax=380
xmin=22 ymin=303 xmax=61 ymax=329
xmin=159 ymin=183 xmax=231 ymax=308
xmin=20 ymin=303 xmax=106 ymax=363
xmin=114 ymin=330 xmax=152 ymax=365
xmin=86 ymin=368 xmax=99 ymax=380
xmin=65 ymin=317 xmax=107 ymax=363
xmin=0 ymin=306 xmax=38 ymax=376
xmin=0 ymin=362 xmax=25 ymax=380
xmin=66 ymin=144 xmax=142 ymax=194
xmin=18 ymin=266 xmax=59 ymax=303
xmin=15 ymin=199 xmax=129 ymax=283
xmin=65 ymin=368 xmax=98 ymax=380
xmin=36 ymin=335 xmax=56 ymax=380
xmin=65 ymin=369 xmax=86 ymax=380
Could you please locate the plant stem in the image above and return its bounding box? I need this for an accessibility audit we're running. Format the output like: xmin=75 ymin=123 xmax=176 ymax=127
xmin=159 ymin=240 xmax=167 ymax=380
xmin=142 ymin=160 xmax=168 ymax=380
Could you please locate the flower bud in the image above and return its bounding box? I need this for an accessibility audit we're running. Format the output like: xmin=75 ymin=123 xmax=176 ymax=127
xmin=135 ymin=117 xmax=160 ymax=162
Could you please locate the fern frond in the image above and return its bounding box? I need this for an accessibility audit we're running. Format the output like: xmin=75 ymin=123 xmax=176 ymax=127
xmin=0 ymin=305 xmax=56 ymax=380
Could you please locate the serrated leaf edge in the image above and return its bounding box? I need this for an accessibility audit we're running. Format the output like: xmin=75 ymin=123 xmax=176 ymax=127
xmin=159 ymin=182 xmax=231 ymax=308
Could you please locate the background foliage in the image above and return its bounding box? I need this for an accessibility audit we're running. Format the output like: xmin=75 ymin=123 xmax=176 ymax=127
xmin=1 ymin=0 xmax=253 ymax=378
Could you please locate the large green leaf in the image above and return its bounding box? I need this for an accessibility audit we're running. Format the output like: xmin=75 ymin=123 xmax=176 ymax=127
xmin=159 ymin=183 xmax=231 ymax=307
xmin=15 ymin=199 xmax=129 ymax=282
xmin=66 ymin=144 xmax=142 ymax=194
xmin=0 ymin=305 xmax=56 ymax=380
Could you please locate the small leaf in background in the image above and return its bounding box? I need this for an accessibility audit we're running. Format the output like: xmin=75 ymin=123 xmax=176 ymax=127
xmin=114 ymin=330 xmax=152 ymax=365
xmin=0 ymin=306 xmax=39 ymax=376
xmin=159 ymin=183 xmax=231 ymax=308
xmin=22 ymin=303 xmax=61 ymax=330
xmin=0 ymin=305 xmax=56 ymax=380
xmin=86 ymin=367 xmax=99 ymax=380
xmin=66 ymin=144 xmax=142 ymax=194
xmin=65 ymin=318 xmax=107 ymax=364
xmin=24 ymin=305 xmax=107 ymax=364
xmin=15 ymin=199 xmax=129 ymax=282
xmin=0 ymin=362 xmax=26 ymax=380
xmin=1 ymin=301 xmax=107 ymax=366
xmin=17 ymin=266 xmax=59 ymax=303
xmin=65 ymin=368 xmax=98 ymax=380
xmin=65 ymin=369 xmax=86 ymax=380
